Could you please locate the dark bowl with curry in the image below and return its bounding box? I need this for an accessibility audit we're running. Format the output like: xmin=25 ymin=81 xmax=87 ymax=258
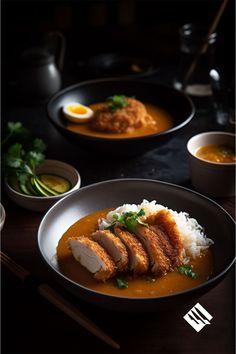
xmin=47 ymin=78 xmax=195 ymax=156
xmin=38 ymin=179 xmax=235 ymax=312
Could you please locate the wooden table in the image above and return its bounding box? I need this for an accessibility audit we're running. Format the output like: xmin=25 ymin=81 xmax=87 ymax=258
xmin=1 ymin=73 xmax=235 ymax=354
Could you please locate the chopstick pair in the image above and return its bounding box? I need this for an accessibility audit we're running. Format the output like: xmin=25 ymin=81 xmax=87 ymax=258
xmin=0 ymin=251 xmax=120 ymax=350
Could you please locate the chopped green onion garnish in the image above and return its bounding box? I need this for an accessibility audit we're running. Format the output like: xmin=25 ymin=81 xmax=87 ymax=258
xmin=176 ymin=265 xmax=197 ymax=279
xmin=116 ymin=277 xmax=128 ymax=289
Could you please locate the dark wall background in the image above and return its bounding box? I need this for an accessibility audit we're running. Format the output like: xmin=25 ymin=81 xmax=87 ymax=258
xmin=2 ymin=0 xmax=235 ymax=93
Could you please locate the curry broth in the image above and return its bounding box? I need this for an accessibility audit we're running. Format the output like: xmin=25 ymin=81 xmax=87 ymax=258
xmin=196 ymin=144 xmax=236 ymax=163
xmin=66 ymin=103 xmax=173 ymax=139
xmin=57 ymin=208 xmax=214 ymax=298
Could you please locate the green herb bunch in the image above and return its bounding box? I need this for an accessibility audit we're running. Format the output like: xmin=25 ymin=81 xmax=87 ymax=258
xmin=2 ymin=122 xmax=47 ymax=186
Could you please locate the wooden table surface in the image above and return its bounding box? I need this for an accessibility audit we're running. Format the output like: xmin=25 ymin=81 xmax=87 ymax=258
xmin=1 ymin=73 xmax=235 ymax=354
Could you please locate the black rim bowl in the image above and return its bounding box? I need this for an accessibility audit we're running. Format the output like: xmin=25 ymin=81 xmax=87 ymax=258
xmin=84 ymin=52 xmax=159 ymax=78
xmin=38 ymin=179 xmax=235 ymax=312
xmin=47 ymin=78 xmax=195 ymax=156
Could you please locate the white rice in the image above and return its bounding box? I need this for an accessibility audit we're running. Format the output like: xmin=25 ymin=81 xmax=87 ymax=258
xmin=98 ymin=199 xmax=214 ymax=259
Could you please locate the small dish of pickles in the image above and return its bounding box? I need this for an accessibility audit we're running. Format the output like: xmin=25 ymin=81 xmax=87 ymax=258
xmin=5 ymin=159 xmax=81 ymax=211
xmin=2 ymin=121 xmax=81 ymax=211
xmin=187 ymin=131 xmax=235 ymax=197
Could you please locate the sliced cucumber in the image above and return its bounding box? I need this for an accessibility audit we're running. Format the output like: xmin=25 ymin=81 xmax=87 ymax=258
xmin=30 ymin=177 xmax=51 ymax=197
xmin=19 ymin=182 xmax=31 ymax=195
xmin=35 ymin=177 xmax=59 ymax=196
xmin=9 ymin=175 xmax=32 ymax=196
xmin=38 ymin=174 xmax=71 ymax=194
xmin=8 ymin=173 xmax=71 ymax=197
xmin=26 ymin=179 xmax=39 ymax=196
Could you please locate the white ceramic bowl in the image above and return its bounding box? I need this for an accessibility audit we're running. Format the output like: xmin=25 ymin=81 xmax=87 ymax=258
xmin=5 ymin=159 xmax=81 ymax=212
xmin=187 ymin=131 xmax=235 ymax=197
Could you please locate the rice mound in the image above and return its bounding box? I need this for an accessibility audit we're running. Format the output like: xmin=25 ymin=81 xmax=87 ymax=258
xmin=98 ymin=199 xmax=214 ymax=259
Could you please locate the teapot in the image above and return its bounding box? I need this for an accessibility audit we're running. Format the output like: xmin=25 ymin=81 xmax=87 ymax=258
xmin=18 ymin=32 xmax=65 ymax=103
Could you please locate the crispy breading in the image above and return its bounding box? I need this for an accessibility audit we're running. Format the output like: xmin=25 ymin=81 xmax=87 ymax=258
xmin=134 ymin=225 xmax=171 ymax=275
xmin=90 ymin=98 xmax=156 ymax=133
xmin=91 ymin=230 xmax=128 ymax=271
xmin=68 ymin=236 xmax=116 ymax=281
xmin=146 ymin=209 xmax=184 ymax=266
xmin=114 ymin=226 xmax=149 ymax=275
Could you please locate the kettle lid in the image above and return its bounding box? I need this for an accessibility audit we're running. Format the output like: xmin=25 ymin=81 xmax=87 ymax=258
xmin=21 ymin=47 xmax=54 ymax=66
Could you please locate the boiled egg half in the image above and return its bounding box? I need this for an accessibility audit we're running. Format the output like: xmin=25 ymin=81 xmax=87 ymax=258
xmin=63 ymin=102 xmax=94 ymax=123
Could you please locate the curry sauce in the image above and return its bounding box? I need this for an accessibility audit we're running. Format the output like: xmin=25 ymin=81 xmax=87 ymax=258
xmin=66 ymin=103 xmax=173 ymax=139
xmin=196 ymin=144 xmax=235 ymax=163
xmin=57 ymin=208 xmax=214 ymax=298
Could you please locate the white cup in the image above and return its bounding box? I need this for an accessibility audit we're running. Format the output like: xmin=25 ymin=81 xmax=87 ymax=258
xmin=187 ymin=131 xmax=235 ymax=197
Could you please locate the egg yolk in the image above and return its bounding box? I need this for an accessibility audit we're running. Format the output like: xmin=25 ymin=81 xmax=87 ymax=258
xmin=68 ymin=105 xmax=88 ymax=115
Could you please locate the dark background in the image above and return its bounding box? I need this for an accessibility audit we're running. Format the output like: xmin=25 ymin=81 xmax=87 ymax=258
xmin=1 ymin=1 xmax=235 ymax=354
xmin=2 ymin=0 xmax=235 ymax=104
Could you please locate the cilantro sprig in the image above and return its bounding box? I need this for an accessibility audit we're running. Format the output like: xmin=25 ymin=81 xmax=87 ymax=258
xmin=2 ymin=122 xmax=47 ymax=185
xmin=2 ymin=121 xmax=32 ymax=148
xmin=112 ymin=208 xmax=148 ymax=233
xmin=106 ymin=95 xmax=129 ymax=112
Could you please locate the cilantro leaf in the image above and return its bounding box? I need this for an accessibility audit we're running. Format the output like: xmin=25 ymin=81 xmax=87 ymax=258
xmin=112 ymin=208 xmax=148 ymax=233
xmin=106 ymin=95 xmax=129 ymax=112
xmin=32 ymin=138 xmax=47 ymax=152
xmin=8 ymin=122 xmax=23 ymax=133
xmin=2 ymin=121 xmax=32 ymax=148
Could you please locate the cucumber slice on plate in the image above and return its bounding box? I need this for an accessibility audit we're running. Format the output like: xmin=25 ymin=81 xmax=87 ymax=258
xmin=38 ymin=174 xmax=71 ymax=194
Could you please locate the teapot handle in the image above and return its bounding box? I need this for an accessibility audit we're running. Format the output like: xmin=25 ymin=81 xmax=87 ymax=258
xmin=48 ymin=31 xmax=66 ymax=71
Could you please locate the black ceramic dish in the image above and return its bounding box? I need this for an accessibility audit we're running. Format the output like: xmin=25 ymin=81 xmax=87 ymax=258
xmin=38 ymin=179 xmax=235 ymax=312
xmin=47 ymin=78 xmax=195 ymax=156
xmin=76 ymin=52 xmax=159 ymax=79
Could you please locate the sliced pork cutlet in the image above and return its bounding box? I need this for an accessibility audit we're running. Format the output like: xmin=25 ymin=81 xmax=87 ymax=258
xmin=114 ymin=226 xmax=149 ymax=275
xmin=148 ymin=224 xmax=178 ymax=267
xmin=68 ymin=236 xmax=116 ymax=281
xmin=91 ymin=230 xmax=128 ymax=272
xmin=134 ymin=225 xmax=171 ymax=275
xmin=146 ymin=209 xmax=184 ymax=266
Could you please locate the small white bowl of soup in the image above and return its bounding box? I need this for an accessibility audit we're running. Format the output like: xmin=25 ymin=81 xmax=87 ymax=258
xmin=187 ymin=131 xmax=235 ymax=197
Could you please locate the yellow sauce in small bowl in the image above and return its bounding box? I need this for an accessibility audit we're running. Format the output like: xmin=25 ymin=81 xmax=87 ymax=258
xmin=195 ymin=144 xmax=235 ymax=163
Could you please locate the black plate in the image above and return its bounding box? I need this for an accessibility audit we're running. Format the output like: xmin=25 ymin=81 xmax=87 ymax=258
xmin=47 ymin=78 xmax=195 ymax=156
xmin=38 ymin=179 xmax=235 ymax=312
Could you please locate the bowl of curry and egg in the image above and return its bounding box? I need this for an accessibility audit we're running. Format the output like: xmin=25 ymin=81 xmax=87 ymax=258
xmin=38 ymin=179 xmax=235 ymax=312
xmin=47 ymin=78 xmax=195 ymax=156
